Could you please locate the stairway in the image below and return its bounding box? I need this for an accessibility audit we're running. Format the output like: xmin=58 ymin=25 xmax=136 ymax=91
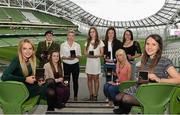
xmin=44 ymin=74 xmax=113 ymax=114
xmin=46 ymin=101 xmax=114 ymax=114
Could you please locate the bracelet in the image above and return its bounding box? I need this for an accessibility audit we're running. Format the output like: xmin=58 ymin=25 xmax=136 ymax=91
xmin=157 ymin=78 xmax=161 ymax=83
xmin=116 ymin=82 xmax=120 ymax=85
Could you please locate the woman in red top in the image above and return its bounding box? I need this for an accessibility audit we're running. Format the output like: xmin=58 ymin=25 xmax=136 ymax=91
xmin=103 ymin=49 xmax=132 ymax=106
xmin=116 ymin=49 xmax=131 ymax=82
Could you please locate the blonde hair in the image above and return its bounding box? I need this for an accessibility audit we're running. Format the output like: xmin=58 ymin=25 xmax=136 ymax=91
xmin=67 ymin=29 xmax=75 ymax=34
xmin=67 ymin=29 xmax=75 ymax=40
xmin=116 ymin=49 xmax=128 ymax=65
xmin=18 ymin=39 xmax=36 ymax=77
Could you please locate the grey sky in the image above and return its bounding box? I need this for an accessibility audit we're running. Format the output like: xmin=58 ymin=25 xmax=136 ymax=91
xmin=70 ymin=0 xmax=165 ymax=21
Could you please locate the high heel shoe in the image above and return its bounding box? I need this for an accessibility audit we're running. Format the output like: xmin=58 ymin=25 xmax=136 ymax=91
xmin=89 ymin=95 xmax=93 ymax=101
xmin=74 ymin=97 xmax=78 ymax=101
xmin=47 ymin=106 xmax=55 ymax=111
xmin=86 ymin=95 xmax=93 ymax=101
xmin=93 ymin=95 xmax=98 ymax=101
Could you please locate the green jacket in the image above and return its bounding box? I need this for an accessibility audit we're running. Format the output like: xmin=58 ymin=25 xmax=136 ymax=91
xmin=1 ymin=57 xmax=45 ymax=97
xmin=36 ymin=41 xmax=60 ymax=68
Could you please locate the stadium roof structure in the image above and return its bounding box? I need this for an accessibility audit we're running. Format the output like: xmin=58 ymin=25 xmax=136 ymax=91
xmin=0 ymin=0 xmax=180 ymax=29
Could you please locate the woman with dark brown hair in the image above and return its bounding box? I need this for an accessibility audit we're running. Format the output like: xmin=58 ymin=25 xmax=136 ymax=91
xmin=122 ymin=30 xmax=142 ymax=80
xmin=103 ymin=26 xmax=123 ymax=82
xmin=113 ymin=34 xmax=180 ymax=114
xmin=44 ymin=50 xmax=70 ymax=111
xmin=84 ymin=26 xmax=104 ymax=101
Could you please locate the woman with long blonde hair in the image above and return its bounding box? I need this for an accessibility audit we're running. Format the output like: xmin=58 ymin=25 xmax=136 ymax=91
xmin=1 ymin=39 xmax=56 ymax=111
xmin=103 ymin=49 xmax=131 ymax=106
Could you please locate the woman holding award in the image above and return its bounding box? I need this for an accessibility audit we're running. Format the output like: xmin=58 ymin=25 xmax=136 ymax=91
xmin=84 ymin=27 xmax=104 ymax=101
xmin=122 ymin=30 xmax=142 ymax=80
xmin=60 ymin=29 xmax=81 ymax=101
xmin=1 ymin=39 xmax=56 ymax=111
xmin=36 ymin=30 xmax=60 ymax=68
xmin=44 ymin=50 xmax=70 ymax=110
xmin=103 ymin=26 xmax=123 ymax=82
xmin=113 ymin=34 xmax=180 ymax=114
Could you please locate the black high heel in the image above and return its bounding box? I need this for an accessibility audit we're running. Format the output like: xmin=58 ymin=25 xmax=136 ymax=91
xmin=93 ymin=95 xmax=98 ymax=101
xmin=83 ymin=95 xmax=93 ymax=101
xmin=47 ymin=107 xmax=55 ymax=111
xmin=90 ymin=95 xmax=93 ymax=101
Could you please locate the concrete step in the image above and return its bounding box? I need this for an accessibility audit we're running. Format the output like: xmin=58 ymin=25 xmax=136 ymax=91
xmin=46 ymin=101 xmax=114 ymax=114
xmin=66 ymin=101 xmax=113 ymax=108
xmin=46 ymin=108 xmax=114 ymax=114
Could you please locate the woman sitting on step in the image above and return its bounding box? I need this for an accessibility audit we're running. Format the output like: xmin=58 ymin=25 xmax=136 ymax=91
xmin=103 ymin=49 xmax=131 ymax=107
xmin=44 ymin=50 xmax=70 ymax=111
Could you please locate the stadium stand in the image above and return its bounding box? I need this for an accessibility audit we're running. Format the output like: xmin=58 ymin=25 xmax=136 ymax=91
xmin=0 ymin=8 xmax=78 ymax=37
xmin=21 ymin=11 xmax=41 ymax=23
xmin=0 ymin=0 xmax=180 ymax=114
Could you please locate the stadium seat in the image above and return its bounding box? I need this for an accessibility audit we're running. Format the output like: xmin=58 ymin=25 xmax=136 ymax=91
xmin=119 ymin=80 xmax=136 ymax=91
xmin=131 ymin=83 xmax=176 ymax=114
xmin=170 ymin=85 xmax=180 ymax=114
xmin=0 ymin=81 xmax=40 ymax=114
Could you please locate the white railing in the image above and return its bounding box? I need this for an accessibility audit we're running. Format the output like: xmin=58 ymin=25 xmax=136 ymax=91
xmin=162 ymin=48 xmax=180 ymax=72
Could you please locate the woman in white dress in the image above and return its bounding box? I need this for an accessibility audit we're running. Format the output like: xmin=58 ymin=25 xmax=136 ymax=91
xmin=84 ymin=26 xmax=104 ymax=101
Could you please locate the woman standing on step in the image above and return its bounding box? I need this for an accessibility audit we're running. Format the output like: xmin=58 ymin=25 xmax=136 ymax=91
xmin=84 ymin=26 xmax=104 ymax=101
xmin=122 ymin=30 xmax=142 ymax=80
xmin=36 ymin=30 xmax=60 ymax=68
xmin=60 ymin=30 xmax=81 ymax=101
xmin=44 ymin=50 xmax=70 ymax=110
xmin=103 ymin=26 xmax=123 ymax=82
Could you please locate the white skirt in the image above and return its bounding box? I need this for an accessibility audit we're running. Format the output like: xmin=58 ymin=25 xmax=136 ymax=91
xmin=85 ymin=57 xmax=101 ymax=75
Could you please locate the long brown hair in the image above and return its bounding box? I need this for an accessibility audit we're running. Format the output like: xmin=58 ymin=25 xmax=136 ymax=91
xmin=122 ymin=29 xmax=133 ymax=45
xmin=140 ymin=34 xmax=163 ymax=71
xmin=18 ymin=39 xmax=36 ymax=77
xmin=104 ymin=26 xmax=117 ymax=43
xmin=49 ymin=50 xmax=63 ymax=78
xmin=86 ymin=26 xmax=100 ymax=50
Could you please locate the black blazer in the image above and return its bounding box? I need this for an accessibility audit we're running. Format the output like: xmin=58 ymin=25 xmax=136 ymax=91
xmin=103 ymin=39 xmax=123 ymax=62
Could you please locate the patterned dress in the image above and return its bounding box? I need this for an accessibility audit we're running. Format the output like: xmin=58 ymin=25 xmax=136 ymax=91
xmin=124 ymin=57 xmax=173 ymax=96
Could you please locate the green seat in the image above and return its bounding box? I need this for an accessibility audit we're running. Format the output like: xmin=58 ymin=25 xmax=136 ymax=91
xmin=119 ymin=80 xmax=136 ymax=91
xmin=130 ymin=106 xmax=143 ymax=114
xmin=0 ymin=81 xmax=40 ymax=114
xmin=170 ymin=85 xmax=180 ymax=114
xmin=119 ymin=81 xmax=142 ymax=114
xmin=22 ymin=95 xmax=40 ymax=112
xmin=132 ymin=83 xmax=176 ymax=114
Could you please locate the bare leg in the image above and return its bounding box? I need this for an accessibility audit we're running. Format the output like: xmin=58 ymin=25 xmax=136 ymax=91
xmin=87 ymin=74 xmax=93 ymax=97
xmin=94 ymin=75 xmax=99 ymax=96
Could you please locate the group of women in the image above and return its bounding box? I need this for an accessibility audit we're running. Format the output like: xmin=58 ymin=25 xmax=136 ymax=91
xmin=1 ymin=26 xmax=180 ymax=114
